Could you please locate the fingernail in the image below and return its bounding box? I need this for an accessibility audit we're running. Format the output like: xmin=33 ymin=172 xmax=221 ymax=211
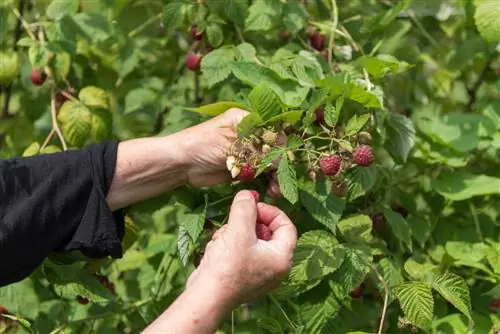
xmin=235 ymin=190 xmax=253 ymax=201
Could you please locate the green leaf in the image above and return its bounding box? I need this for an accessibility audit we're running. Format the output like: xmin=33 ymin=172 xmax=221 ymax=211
xmin=163 ymin=2 xmax=186 ymax=30
xmin=0 ymin=51 xmax=20 ymax=85
xmin=345 ymin=165 xmax=377 ymax=201
xmin=330 ymin=247 xmax=372 ymax=295
xmin=404 ymin=258 xmax=440 ymax=282
xmin=235 ymin=42 xmax=257 ymax=61
xmin=384 ymin=112 xmax=415 ymax=163
xmin=445 ymin=241 xmax=487 ymax=264
xmin=73 ymin=12 xmax=111 ymax=42
xmin=17 ymin=37 xmax=35 ymax=47
xmin=46 ymin=0 xmax=79 ymax=20
xmin=277 ymin=155 xmax=298 ymax=204
xmin=124 ymin=88 xmax=158 ymax=114
xmin=431 ymin=172 xmax=500 ymax=201
xmin=356 ymin=55 xmax=411 ymax=78
xmin=337 ymin=214 xmax=372 ymax=244
xmin=396 ymin=282 xmax=434 ymax=330
xmin=383 ymin=208 xmax=413 ymax=251
xmin=257 ymin=147 xmax=284 ymax=174
xmin=237 ymin=112 xmax=264 ymax=137
xmin=57 ymin=101 xmax=92 ymax=147
xmin=474 ymin=0 xmax=500 ymax=43
xmin=299 ymin=287 xmax=341 ymax=333
xmin=324 ymin=102 xmax=339 ymax=127
xmin=90 ymin=108 xmax=112 ymax=142
xmin=288 ymin=230 xmax=345 ymax=283
xmin=375 ymin=258 xmax=403 ymax=302
xmin=201 ymin=46 xmax=236 ymax=87
xmin=432 ymin=272 xmax=472 ymax=320
xmin=182 ymin=202 xmax=207 ymax=244
xmin=248 ymin=83 xmax=282 ymax=121
xmin=244 ymin=0 xmax=280 ymax=32
xmin=226 ymin=0 xmax=249 ymax=25
xmin=486 ymin=243 xmax=500 ymax=274
xmin=177 ymin=224 xmax=191 ymax=267
xmin=345 ymin=113 xmax=370 ymax=136
xmin=28 ymin=43 xmax=50 ymax=68
xmin=51 ymin=51 xmax=71 ymax=79
xmin=78 ymin=86 xmax=110 ymax=111
xmin=265 ymin=110 xmax=304 ymax=125
xmin=319 ymin=75 xmax=384 ymax=109
xmin=206 ymin=23 xmax=224 ymax=47
xmin=187 ymin=101 xmax=246 ymax=116
xmin=1 ymin=314 xmax=34 ymax=333
xmin=0 ymin=278 xmax=40 ymax=319
xmin=282 ymin=1 xmax=308 ymax=33
xmin=299 ymin=179 xmax=345 ymax=232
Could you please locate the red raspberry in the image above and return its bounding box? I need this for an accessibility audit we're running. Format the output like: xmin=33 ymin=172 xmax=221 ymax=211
xmin=190 ymin=25 xmax=203 ymax=41
xmin=0 ymin=305 xmax=6 ymax=314
xmin=349 ymin=285 xmax=364 ymax=299
xmin=76 ymin=296 xmax=90 ymax=305
xmin=319 ymin=155 xmax=342 ymax=176
xmin=249 ymin=190 xmax=260 ymax=203
xmin=309 ymin=32 xmax=325 ymax=51
xmin=490 ymin=299 xmax=500 ymax=313
xmin=185 ymin=53 xmax=202 ymax=72
xmin=372 ymin=213 xmax=386 ymax=232
xmin=237 ymin=164 xmax=256 ymax=181
xmin=315 ymin=106 xmax=325 ymax=124
xmin=353 ymin=145 xmax=374 ymax=167
xmin=30 ymin=69 xmax=47 ymax=86
xmin=256 ymin=223 xmax=272 ymax=241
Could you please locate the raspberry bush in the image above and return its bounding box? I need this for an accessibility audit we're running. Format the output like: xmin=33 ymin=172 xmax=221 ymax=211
xmin=1 ymin=0 xmax=500 ymax=333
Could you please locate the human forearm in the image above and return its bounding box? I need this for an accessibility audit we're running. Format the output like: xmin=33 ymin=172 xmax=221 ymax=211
xmin=106 ymin=133 xmax=189 ymax=211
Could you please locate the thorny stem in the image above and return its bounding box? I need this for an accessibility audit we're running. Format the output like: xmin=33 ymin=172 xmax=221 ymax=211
xmin=327 ymin=0 xmax=338 ymax=70
xmin=468 ymin=201 xmax=484 ymax=242
xmin=372 ymin=266 xmax=390 ymax=334
xmin=50 ymin=87 xmax=68 ymax=151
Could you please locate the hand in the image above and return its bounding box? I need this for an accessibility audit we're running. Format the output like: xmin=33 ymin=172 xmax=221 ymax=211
xmin=175 ymin=108 xmax=249 ymax=187
xmin=186 ymin=190 xmax=298 ymax=306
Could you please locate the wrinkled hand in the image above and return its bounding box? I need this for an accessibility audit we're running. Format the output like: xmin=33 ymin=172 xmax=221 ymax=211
xmin=176 ymin=108 xmax=249 ymax=187
xmin=186 ymin=190 xmax=297 ymax=306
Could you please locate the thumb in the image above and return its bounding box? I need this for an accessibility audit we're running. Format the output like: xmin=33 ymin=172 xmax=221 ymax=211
xmin=227 ymin=190 xmax=257 ymax=234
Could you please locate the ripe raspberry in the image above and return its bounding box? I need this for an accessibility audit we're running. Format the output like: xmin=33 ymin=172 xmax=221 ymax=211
xmin=237 ymin=164 xmax=256 ymax=181
xmin=95 ymin=274 xmax=116 ymax=295
xmin=392 ymin=204 xmax=409 ymax=218
xmin=372 ymin=213 xmax=386 ymax=232
xmin=185 ymin=53 xmax=202 ymax=72
xmin=319 ymin=155 xmax=342 ymax=176
xmin=490 ymin=299 xmax=500 ymax=313
xmin=249 ymin=190 xmax=260 ymax=203
xmin=353 ymin=145 xmax=374 ymax=167
xmin=76 ymin=296 xmax=90 ymax=305
xmin=310 ymin=32 xmax=325 ymax=51
xmin=190 ymin=25 xmax=203 ymax=40
xmin=315 ymin=106 xmax=325 ymax=124
xmin=266 ymin=177 xmax=282 ymax=199
xmin=349 ymin=285 xmax=364 ymax=299
xmin=256 ymin=223 xmax=272 ymax=241
xmin=30 ymin=69 xmax=47 ymax=86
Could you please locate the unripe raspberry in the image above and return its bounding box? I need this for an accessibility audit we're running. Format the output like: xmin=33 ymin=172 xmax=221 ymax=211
xmin=308 ymin=169 xmax=317 ymax=181
xmin=357 ymin=131 xmax=372 ymax=144
xmin=256 ymin=223 xmax=272 ymax=241
xmin=372 ymin=213 xmax=386 ymax=232
xmin=261 ymin=144 xmax=271 ymax=155
xmin=249 ymin=190 xmax=260 ymax=203
xmin=190 ymin=25 xmax=203 ymax=40
xmin=353 ymin=145 xmax=374 ymax=167
xmin=185 ymin=53 xmax=202 ymax=72
xmin=237 ymin=164 xmax=256 ymax=181
xmin=261 ymin=129 xmax=278 ymax=145
xmin=349 ymin=285 xmax=364 ymax=299
xmin=310 ymin=32 xmax=325 ymax=51
xmin=77 ymin=296 xmax=90 ymax=305
xmin=319 ymin=155 xmax=342 ymax=176
xmin=266 ymin=177 xmax=282 ymax=199
xmin=30 ymin=69 xmax=47 ymax=86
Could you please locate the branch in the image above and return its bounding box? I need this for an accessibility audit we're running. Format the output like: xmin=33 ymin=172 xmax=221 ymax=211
xmin=372 ymin=266 xmax=390 ymax=334
xmin=327 ymin=0 xmax=338 ymax=70
xmin=467 ymin=53 xmax=494 ymax=111
xmin=50 ymin=87 xmax=67 ymax=150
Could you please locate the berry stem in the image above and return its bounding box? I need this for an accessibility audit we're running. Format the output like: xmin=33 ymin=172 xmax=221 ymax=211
xmin=128 ymin=13 xmax=163 ymax=38
xmin=50 ymin=87 xmax=68 ymax=151
xmin=327 ymin=0 xmax=338 ymax=71
xmin=372 ymin=265 xmax=390 ymax=334
xmin=40 ymin=128 xmax=56 ymax=151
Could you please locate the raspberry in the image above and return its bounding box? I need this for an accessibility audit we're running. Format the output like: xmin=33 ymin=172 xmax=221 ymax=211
xmin=95 ymin=274 xmax=116 ymax=295
xmin=266 ymin=177 xmax=282 ymax=199
xmin=185 ymin=53 xmax=202 ymax=72
xmin=0 ymin=305 xmax=6 ymax=314
xmin=249 ymin=190 xmax=260 ymax=203
xmin=491 ymin=299 xmax=500 ymax=313
xmin=30 ymin=69 xmax=47 ymax=86
xmin=372 ymin=213 xmax=386 ymax=232
xmin=76 ymin=296 xmax=90 ymax=305
xmin=190 ymin=25 xmax=203 ymax=41
xmin=261 ymin=130 xmax=278 ymax=145
xmin=353 ymin=145 xmax=374 ymax=166
xmin=349 ymin=285 xmax=364 ymax=299
xmin=392 ymin=204 xmax=409 ymax=218
xmin=315 ymin=106 xmax=325 ymax=124
xmin=319 ymin=155 xmax=342 ymax=176
xmin=237 ymin=164 xmax=256 ymax=181
xmin=310 ymin=32 xmax=325 ymax=51
xmin=256 ymin=223 xmax=272 ymax=241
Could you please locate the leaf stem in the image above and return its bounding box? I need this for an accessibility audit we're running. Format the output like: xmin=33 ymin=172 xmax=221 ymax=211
xmin=269 ymin=294 xmax=298 ymax=330
xmin=327 ymin=0 xmax=338 ymax=70
xmin=468 ymin=201 xmax=483 ymax=242
xmin=372 ymin=265 xmax=390 ymax=334
xmin=128 ymin=13 xmax=163 ymax=38
xmin=11 ymin=4 xmax=36 ymax=40
xmin=408 ymin=11 xmax=439 ymax=49
xmin=50 ymin=87 xmax=68 ymax=150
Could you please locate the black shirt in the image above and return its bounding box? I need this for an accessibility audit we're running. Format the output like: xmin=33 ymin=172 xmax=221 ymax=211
xmin=0 ymin=141 xmax=125 ymax=287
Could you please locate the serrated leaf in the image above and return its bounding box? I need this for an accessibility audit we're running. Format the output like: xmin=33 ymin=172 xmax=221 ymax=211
xmin=282 ymin=1 xmax=308 ymax=33
xmin=319 ymin=75 xmax=384 ymax=109
xmin=277 ymin=155 xmax=298 ymax=204
xmin=345 ymin=113 xmax=370 ymax=136
xmin=431 ymin=172 xmax=500 ymax=201
xmin=337 ymin=214 xmax=372 ymax=244
xmin=57 ymin=101 xmax=92 ymax=147
xmin=90 ymin=108 xmax=112 ymax=142
xmin=257 ymin=147 xmax=284 ymax=174
xmin=187 ymin=101 xmax=246 ymax=116
xmin=384 ymin=112 xmax=415 ymax=163
xmin=28 ymin=43 xmax=50 ymax=68
xmin=396 ymin=282 xmax=434 ymax=330
xmin=244 ymin=0 xmax=280 ymax=32
xmin=235 ymin=42 xmax=257 ymax=61
xmin=432 ymin=272 xmax=472 ymax=320
xmin=46 ymin=0 xmax=79 ymax=20
xmin=182 ymin=201 xmax=207 ymax=244
xmin=445 ymin=241 xmax=487 ymax=263
xmin=356 ymin=55 xmax=411 ymax=78
xmin=122 ymin=216 xmax=139 ymax=253
xmin=376 ymin=258 xmax=403 ymax=302
xmin=201 ymin=47 xmax=236 ymax=87
xmin=404 ymin=258 xmax=440 ymax=282
xmin=324 ymin=102 xmax=339 ymax=127
xmin=265 ymin=110 xmax=304 ymax=125
xmin=226 ymin=0 xmax=249 ymax=25
xmin=330 ymin=247 xmax=372 ymax=295
xmin=299 ymin=179 xmax=345 ymax=232
xmin=163 ymin=2 xmax=185 ymax=30
xmin=73 ymin=12 xmax=111 ymax=42
xmin=299 ymin=287 xmax=341 ymax=334
xmin=248 ymin=83 xmax=282 ymax=121
xmin=0 ymin=51 xmax=20 ymax=85
xmin=177 ymin=224 xmax=191 ymax=267
xmin=474 ymin=0 xmax=500 ymax=43
xmin=124 ymin=88 xmax=157 ymax=114
xmin=383 ymin=208 xmax=413 ymax=251
xmin=0 ymin=278 xmax=40 ymax=319
xmin=346 ymin=165 xmax=377 ymax=200
xmin=22 ymin=142 xmax=40 ymax=157
xmin=206 ymin=23 xmax=224 ymax=47
xmin=237 ymin=112 xmax=264 ymax=137
xmin=51 ymin=51 xmax=71 ymax=79
xmin=486 ymin=243 xmax=500 ymax=274
xmin=78 ymin=86 xmax=110 ymax=110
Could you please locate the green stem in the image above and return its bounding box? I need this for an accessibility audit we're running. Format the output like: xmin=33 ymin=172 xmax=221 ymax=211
xmin=409 ymin=12 xmax=439 ymax=49
xmin=468 ymin=201 xmax=484 ymax=242
xmin=327 ymin=0 xmax=338 ymax=70
xmin=128 ymin=13 xmax=163 ymax=37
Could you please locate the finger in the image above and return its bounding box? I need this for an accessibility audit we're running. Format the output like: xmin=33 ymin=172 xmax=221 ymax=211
xmin=227 ymin=190 xmax=257 ymax=235
xmin=217 ymin=108 xmax=250 ymax=126
xmin=257 ymin=203 xmax=297 ymax=254
xmin=211 ymin=225 xmax=228 ymax=240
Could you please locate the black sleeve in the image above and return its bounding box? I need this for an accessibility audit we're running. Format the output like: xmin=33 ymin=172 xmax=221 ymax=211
xmin=0 ymin=141 xmax=125 ymax=287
